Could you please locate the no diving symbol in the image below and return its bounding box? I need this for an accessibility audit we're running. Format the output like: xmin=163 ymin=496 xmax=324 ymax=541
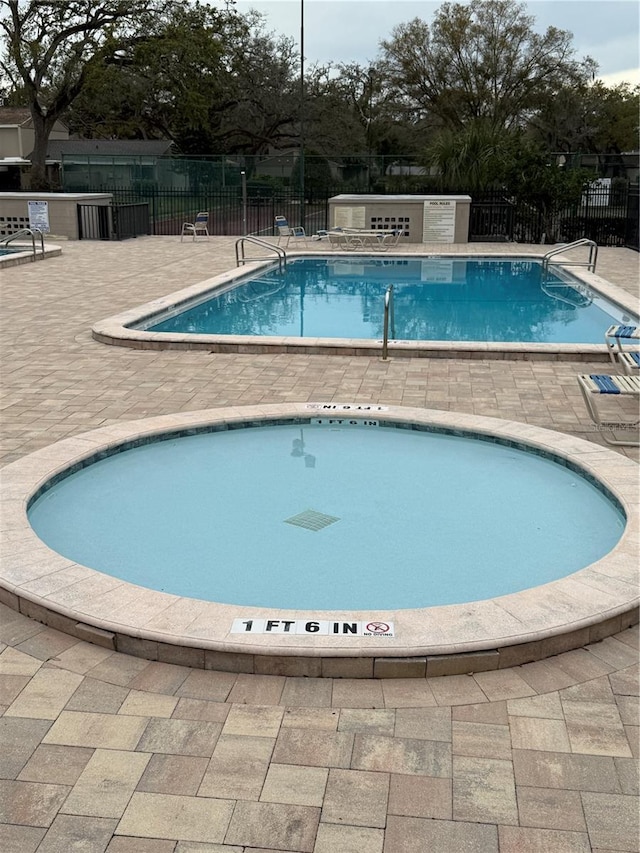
xmin=366 ymin=622 xmax=390 ymax=633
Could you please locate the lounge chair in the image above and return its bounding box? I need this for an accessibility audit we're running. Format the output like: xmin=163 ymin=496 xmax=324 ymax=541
xmin=618 ymin=351 xmax=640 ymax=374
xmin=604 ymin=324 xmax=640 ymax=363
xmin=371 ymin=229 xmax=402 ymax=251
xmin=275 ymin=216 xmax=307 ymax=247
xmin=322 ymin=227 xmax=402 ymax=252
xmin=577 ymin=373 xmax=640 ymax=446
xmin=326 ymin=230 xmax=357 ymax=250
xmin=180 ymin=212 xmax=209 ymax=242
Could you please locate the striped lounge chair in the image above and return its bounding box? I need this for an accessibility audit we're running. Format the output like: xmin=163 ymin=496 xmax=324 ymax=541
xmin=619 ymin=351 xmax=640 ymax=375
xmin=604 ymin=324 xmax=640 ymax=363
xmin=577 ymin=373 xmax=640 ymax=446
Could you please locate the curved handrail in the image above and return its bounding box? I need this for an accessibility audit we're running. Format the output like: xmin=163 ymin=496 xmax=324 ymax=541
xmin=542 ymin=238 xmax=598 ymax=273
xmin=235 ymin=236 xmax=286 ymax=272
xmin=0 ymin=228 xmax=45 ymax=260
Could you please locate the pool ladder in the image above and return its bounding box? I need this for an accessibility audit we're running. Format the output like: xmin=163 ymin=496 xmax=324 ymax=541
xmin=542 ymin=238 xmax=598 ymax=274
xmin=0 ymin=228 xmax=45 ymax=261
xmin=235 ymin=236 xmax=286 ymax=272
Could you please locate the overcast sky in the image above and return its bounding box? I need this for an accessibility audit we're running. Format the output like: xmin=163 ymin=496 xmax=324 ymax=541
xmin=233 ymin=0 xmax=640 ymax=86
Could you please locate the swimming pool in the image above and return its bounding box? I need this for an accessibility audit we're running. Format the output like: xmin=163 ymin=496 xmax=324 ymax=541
xmin=0 ymin=242 xmax=62 ymax=266
xmin=143 ymin=257 xmax=625 ymax=344
xmin=27 ymin=420 xmax=625 ymax=610
xmin=93 ymin=253 xmax=638 ymax=360
xmin=2 ymin=404 xmax=637 ymax=676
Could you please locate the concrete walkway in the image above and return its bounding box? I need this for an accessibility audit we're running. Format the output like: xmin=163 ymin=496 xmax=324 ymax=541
xmin=0 ymin=238 xmax=638 ymax=851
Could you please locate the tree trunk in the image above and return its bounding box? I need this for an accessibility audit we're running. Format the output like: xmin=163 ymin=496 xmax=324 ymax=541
xmin=28 ymin=110 xmax=57 ymax=191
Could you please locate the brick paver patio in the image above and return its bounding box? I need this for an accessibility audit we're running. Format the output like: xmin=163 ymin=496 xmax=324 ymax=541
xmin=0 ymin=238 xmax=638 ymax=851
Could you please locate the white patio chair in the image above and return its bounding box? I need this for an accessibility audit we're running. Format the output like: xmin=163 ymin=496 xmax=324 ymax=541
xmin=181 ymin=212 xmax=209 ymax=242
xmin=275 ymin=215 xmax=307 ymax=247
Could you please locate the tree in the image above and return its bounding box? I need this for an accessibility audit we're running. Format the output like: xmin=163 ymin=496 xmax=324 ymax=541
xmin=326 ymin=62 xmax=402 ymax=157
xmin=62 ymin=7 xmax=305 ymax=158
xmin=530 ymin=81 xmax=640 ymax=156
xmin=66 ymin=3 xmax=246 ymax=150
xmin=208 ymin=20 xmax=301 ymax=155
xmin=300 ymin=64 xmax=369 ymax=158
xmin=502 ymin=141 xmax=592 ymax=242
xmin=423 ymin=120 xmax=520 ymax=192
xmin=380 ymin=0 xmax=596 ymax=133
xmin=0 ymin=0 xmax=174 ymax=188
xmin=423 ymin=119 xmax=593 ymax=241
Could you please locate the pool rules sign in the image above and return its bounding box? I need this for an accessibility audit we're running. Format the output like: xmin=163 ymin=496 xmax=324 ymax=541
xmin=231 ymin=619 xmax=395 ymax=638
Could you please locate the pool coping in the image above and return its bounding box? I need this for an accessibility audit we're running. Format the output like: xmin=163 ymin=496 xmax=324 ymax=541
xmin=0 ymin=241 xmax=62 ymax=267
xmin=91 ymin=251 xmax=640 ymax=362
xmin=1 ymin=404 xmax=638 ymax=678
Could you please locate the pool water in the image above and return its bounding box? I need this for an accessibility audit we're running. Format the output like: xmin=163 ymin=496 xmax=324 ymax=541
xmin=144 ymin=257 xmax=626 ymax=344
xmin=28 ymin=422 xmax=624 ymax=610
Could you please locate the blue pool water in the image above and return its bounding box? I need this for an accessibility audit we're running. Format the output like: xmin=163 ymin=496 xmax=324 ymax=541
xmin=28 ymin=422 xmax=624 ymax=610
xmin=144 ymin=257 xmax=627 ymax=343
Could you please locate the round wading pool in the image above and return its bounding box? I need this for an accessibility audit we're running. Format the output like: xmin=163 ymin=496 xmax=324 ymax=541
xmin=1 ymin=405 xmax=638 ymax=677
xmin=27 ymin=420 xmax=624 ymax=611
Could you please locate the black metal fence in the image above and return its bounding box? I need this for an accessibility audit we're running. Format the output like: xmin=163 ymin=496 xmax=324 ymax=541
xmin=624 ymin=186 xmax=639 ymax=250
xmin=75 ymin=182 xmax=638 ymax=247
xmin=81 ymin=186 xmax=330 ymax=238
xmin=470 ymin=182 xmax=634 ymax=246
xmin=113 ymin=203 xmax=151 ymax=239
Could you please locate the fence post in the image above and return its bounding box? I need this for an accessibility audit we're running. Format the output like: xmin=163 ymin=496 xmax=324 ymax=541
xmin=241 ymin=171 xmax=247 ymax=235
xmin=150 ymin=187 xmax=157 ymax=235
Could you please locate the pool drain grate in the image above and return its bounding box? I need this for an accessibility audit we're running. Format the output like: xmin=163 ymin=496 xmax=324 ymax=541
xmin=284 ymin=509 xmax=340 ymax=531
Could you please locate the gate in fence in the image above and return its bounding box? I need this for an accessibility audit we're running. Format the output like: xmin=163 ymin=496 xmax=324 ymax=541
xmin=469 ymin=195 xmax=515 ymax=241
xmin=77 ymin=204 xmax=112 ymax=239
xmin=77 ymin=203 xmax=150 ymax=240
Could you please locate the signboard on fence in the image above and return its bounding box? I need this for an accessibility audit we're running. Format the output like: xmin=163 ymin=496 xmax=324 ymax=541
xmin=27 ymin=201 xmax=50 ymax=233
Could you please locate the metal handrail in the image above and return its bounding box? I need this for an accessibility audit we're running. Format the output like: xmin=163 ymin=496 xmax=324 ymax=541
xmin=235 ymin=236 xmax=286 ymax=272
xmin=542 ymin=238 xmax=598 ymax=273
xmin=382 ymin=284 xmax=395 ymax=360
xmin=0 ymin=228 xmax=45 ymax=261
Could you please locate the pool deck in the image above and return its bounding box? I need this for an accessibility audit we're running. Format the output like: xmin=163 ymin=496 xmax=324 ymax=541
xmin=0 ymin=238 xmax=638 ymax=851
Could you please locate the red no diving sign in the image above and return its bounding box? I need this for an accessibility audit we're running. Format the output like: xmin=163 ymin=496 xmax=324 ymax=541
xmin=365 ymin=622 xmax=391 ymax=634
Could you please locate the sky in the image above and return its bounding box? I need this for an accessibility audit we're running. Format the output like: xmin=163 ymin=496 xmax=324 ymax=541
xmin=233 ymin=0 xmax=640 ymax=86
